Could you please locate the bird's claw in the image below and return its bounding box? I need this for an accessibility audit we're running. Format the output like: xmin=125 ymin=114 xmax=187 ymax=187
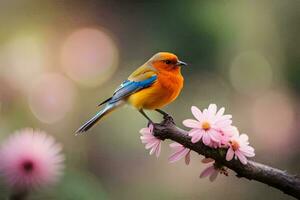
xmin=162 ymin=113 xmax=171 ymax=119
xmin=162 ymin=114 xmax=175 ymax=125
xmin=155 ymin=109 xmax=172 ymax=120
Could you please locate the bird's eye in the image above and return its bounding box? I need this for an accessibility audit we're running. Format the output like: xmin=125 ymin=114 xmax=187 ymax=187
xmin=165 ymin=60 xmax=172 ymax=64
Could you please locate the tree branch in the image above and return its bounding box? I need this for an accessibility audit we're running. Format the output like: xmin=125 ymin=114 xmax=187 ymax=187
xmin=152 ymin=116 xmax=300 ymax=199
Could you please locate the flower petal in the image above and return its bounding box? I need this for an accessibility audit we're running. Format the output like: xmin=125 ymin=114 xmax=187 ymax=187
xmin=169 ymin=142 xmax=182 ymax=148
xmin=145 ymin=140 xmax=159 ymax=149
xmin=201 ymin=157 xmax=214 ymax=163
xmin=139 ymin=128 xmax=151 ymax=135
xmin=191 ymin=132 xmax=203 ymax=143
xmin=239 ymin=146 xmax=255 ymax=157
xmin=185 ymin=151 xmax=191 ymax=165
xmin=141 ymin=137 xmax=156 ymax=143
xmin=168 ymin=148 xmax=189 ymax=163
xmin=235 ymin=151 xmax=248 ymax=164
xmin=202 ymin=133 xmax=211 ymax=146
xmin=208 ymin=104 xmax=217 ymax=115
xmin=140 ymin=135 xmax=155 ymax=140
xmin=215 ymin=119 xmax=232 ymax=128
xmin=216 ymin=107 xmax=225 ymax=118
xmin=183 ymin=119 xmax=200 ymax=128
xmin=188 ymin=129 xmax=202 ymax=137
xmin=209 ymin=130 xmax=221 ymax=142
xmin=240 ymin=134 xmax=249 ymax=143
xmin=155 ymin=142 xmax=161 ymax=157
xmin=200 ymin=165 xmax=215 ymax=178
xmin=191 ymin=106 xmax=203 ymax=121
xmin=149 ymin=144 xmax=158 ymax=155
xmin=226 ymin=148 xmax=234 ymax=161
xmin=209 ymin=170 xmax=219 ymax=182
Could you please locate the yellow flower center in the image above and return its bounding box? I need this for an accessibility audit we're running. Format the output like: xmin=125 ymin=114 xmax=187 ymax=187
xmin=229 ymin=140 xmax=240 ymax=151
xmin=202 ymin=122 xmax=211 ymax=131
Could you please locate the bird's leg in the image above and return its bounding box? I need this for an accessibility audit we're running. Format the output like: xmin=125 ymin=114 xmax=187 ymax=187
xmin=155 ymin=109 xmax=169 ymax=117
xmin=139 ymin=109 xmax=153 ymax=125
xmin=155 ymin=109 xmax=174 ymax=124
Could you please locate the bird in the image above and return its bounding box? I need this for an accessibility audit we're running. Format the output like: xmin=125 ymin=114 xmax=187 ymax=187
xmin=76 ymin=52 xmax=187 ymax=134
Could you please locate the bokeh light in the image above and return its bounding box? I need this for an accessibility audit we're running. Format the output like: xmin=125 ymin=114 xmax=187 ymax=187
xmin=229 ymin=51 xmax=273 ymax=96
xmin=28 ymin=73 xmax=76 ymax=124
xmin=251 ymin=90 xmax=295 ymax=155
xmin=1 ymin=34 xmax=46 ymax=92
xmin=61 ymin=28 xmax=119 ymax=87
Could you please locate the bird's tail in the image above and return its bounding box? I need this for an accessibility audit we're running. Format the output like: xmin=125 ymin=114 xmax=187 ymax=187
xmin=76 ymin=101 xmax=123 ymax=134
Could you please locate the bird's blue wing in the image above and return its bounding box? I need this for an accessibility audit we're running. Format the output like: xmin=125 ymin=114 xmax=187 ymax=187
xmin=109 ymin=75 xmax=157 ymax=104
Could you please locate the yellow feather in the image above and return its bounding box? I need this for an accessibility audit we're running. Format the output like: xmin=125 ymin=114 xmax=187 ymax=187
xmin=128 ymin=71 xmax=183 ymax=110
xmin=128 ymin=64 xmax=157 ymax=81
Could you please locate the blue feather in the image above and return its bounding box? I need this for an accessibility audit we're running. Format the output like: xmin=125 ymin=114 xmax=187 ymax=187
xmin=76 ymin=75 xmax=157 ymax=133
xmin=110 ymin=75 xmax=157 ymax=103
xmin=76 ymin=101 xmax=122 ymax=134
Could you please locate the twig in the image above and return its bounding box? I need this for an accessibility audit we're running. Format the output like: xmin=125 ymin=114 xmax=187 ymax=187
xmin=152 ymin=116 xmax=300 ymax=199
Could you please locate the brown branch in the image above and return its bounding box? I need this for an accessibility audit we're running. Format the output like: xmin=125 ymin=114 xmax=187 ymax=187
xmin=152 ymin=116 xmax=300 ymax=199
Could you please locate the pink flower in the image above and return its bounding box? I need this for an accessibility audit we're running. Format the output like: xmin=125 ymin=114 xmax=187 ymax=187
xmin=199 ymin=158 xmax=228 ymax=181
xmin=140 ymin=124 xmax=161 ymax=157
xmin=183 ymin=104 xmax=233 ymax=147
xmin=212 ymin=126 xmax=238 ymax=148
xmin=0 ymin=128 xmax=64 ymax=190
xmin=226 ymin=131 xmax=255 ymax=165
xmin=168 ymin=142 xmax=191 ymax=165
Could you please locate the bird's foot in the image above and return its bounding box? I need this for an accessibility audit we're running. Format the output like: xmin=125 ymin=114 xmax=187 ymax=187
xmin=162 ymin=115 xmax=175 ymax=126
xmin=155 ymin=109 xmax=170 ymax=118
xmin=154 ymin=109 xmax=175 ymax=125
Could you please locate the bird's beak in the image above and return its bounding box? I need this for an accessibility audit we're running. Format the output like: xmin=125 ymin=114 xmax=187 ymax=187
xmin=176 ymin=60 xmax=187 ymax=66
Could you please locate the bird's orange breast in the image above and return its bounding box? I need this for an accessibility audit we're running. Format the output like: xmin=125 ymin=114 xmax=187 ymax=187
xmin=127 ymin=71 xmax=184 ymax=110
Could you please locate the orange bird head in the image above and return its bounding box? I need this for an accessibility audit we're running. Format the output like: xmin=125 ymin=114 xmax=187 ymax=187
xmin=148 ymin=52 xmax=187 ymax=72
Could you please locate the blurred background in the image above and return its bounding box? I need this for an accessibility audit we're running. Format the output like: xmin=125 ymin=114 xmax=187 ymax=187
xmin=0 ymin=0 xmax=299 ymax=199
